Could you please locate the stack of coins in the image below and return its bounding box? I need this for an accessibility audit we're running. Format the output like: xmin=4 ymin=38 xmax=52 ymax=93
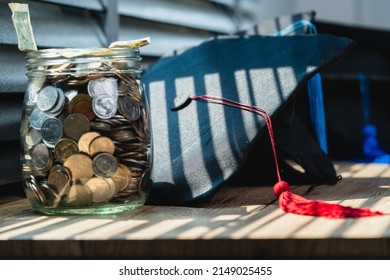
xmin=21 ymin=61 xmax=151 ymax=209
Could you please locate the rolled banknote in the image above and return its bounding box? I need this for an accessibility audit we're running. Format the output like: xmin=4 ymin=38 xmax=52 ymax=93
xmin=109 ymin=37 xmax=151 ymax=49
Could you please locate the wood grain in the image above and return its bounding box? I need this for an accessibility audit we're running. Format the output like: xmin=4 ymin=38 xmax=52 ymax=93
xmin=0 ymin=162 xmax=389 ymax=259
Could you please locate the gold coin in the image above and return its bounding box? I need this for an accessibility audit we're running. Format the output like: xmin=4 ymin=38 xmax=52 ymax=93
xmin=63 ymin=154 xmax=94 ymax=181
xmin=105 ymin=178 xmax=117 ymax=196
xmin=78 ymin=132 xmax=100 ymax=154
xmin=63 ymin=183 xmax=92 ymax=207
xmin=63 ymin=113 xmax=91 ymax=140
xmin=111 ymin=164 xmax=132 ymax=192
xmin=54 ymin=138 xmax=79 ymax=163
xmin=89 ymin=136 xmax=115 ymax=155
xmin=85 ymin=177 xmax=116 ymax=203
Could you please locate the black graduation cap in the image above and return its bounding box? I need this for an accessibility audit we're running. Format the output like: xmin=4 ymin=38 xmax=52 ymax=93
xmin=142 ymin=34 xmax=355 ymax=204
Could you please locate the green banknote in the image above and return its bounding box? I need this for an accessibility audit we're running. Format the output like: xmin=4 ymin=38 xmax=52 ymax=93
xmin=9 ymin=3 xmax=37 ymax=51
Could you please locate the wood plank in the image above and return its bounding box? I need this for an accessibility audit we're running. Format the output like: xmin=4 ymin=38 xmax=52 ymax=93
xmin=0 ymin=162 xmax=389 ymax=259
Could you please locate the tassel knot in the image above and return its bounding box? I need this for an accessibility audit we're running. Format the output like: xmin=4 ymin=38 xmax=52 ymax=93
xmin=273 ymin=181 xmax=290 ymax=198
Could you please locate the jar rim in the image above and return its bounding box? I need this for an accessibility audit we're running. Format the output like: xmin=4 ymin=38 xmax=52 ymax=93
xmin=26 ymin=47 xmax=140 ymax=59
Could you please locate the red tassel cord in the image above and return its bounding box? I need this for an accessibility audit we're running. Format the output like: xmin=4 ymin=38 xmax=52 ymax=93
xmin=191 ymin=95 xmax=384 ymax=218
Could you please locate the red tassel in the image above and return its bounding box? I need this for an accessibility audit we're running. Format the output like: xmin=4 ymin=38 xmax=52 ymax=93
xmin=274 ymin=181 xmax=384 ymax=218
xmin=191 ymin=95 xmax=386 ymax=219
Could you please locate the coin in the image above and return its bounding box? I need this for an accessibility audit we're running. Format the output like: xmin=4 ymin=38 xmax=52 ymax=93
xmin=27 ymin=76 xmax=45 ymax=103
xmin=89 ymin=136 xmax=115 ymax=155
xmin=54 ymin=138 xmax=79 ymax=163
xmin=39 ymin=182 xmax=61 ymax=207
xmin=87 ymin=77 xmax=118 ymax=99
xmin=78 ymin=132 xmax=100 ymax=154
xmin=29 ymin=107 xmax=51 ymax=130
xmin=63 ymin=153 xmax=94 ymax=181
xmin=92 ymin=153 xmax=118 ymax=178
xmin=110 ymin=130 xmax=136 ymax=142
xmin=68 ymin=94 xmax=93 ymax=114
xmin=67 ymin=78 xmax=89 ymax=86
xmin=85 ymin=177 xmax=116 ymax=203
xmin=98 ymin=117 xmax=122 ymax=126
xmin=25 ymin=127 xmax=42 ymax=147
xmin=118 ymin=80 xmax=132 ymax=95
xmin=90 ymin=121 xmax=111 ymax=131
xmin=48 ymin=166 xmax=71 ymax=196
xmin=104 ymin=178 xmax=117 ymax=196
xmin=41 ymin=118 xmax=63 ymax=145
xmin=65 ymin=89 xmax=78 ymax=102
xmin=63 ymin=183 xmax=92 ymax=207
xmin=30 ymin=143 xmax=52 ymax=172
xmin=63 ymin=113 xmax=91 ymax=140
xmin=92 ymin=94 xmax=117 ymax=119
xmin=37 ymin=86 xmax=60 ymax=112
xmin=118 ymin=96 xmax=140 ymax=121
xmin=25 ymin=181 xmax=47 ymax=205
xmin=111 ymin=164 xmax=132 ymax=192
xmin=46 ymin=88 xmax=66 ymax=117
xmin=73 ymin=100 xmax=96 ymax=121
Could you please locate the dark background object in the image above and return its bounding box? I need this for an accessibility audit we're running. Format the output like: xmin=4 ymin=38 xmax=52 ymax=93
xmin=295 ymin=21 xmax=390 ymax=160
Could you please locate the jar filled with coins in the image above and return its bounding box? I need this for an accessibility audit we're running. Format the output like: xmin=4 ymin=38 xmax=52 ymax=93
xmin=20 ymin=47 xmax=152 ymax=215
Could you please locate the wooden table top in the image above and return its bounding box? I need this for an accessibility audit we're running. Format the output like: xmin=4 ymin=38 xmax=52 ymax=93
xmin=1 ymin=161 xmax=389 ymax=259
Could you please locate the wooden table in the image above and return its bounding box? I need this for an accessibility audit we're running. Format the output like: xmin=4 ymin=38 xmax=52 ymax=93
xmin=1 ymin=162 xmax=389 ymax=259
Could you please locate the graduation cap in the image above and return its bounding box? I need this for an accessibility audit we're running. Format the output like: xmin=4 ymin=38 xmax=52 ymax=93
xmin=142 ymin=33 xmax=387 ymax=218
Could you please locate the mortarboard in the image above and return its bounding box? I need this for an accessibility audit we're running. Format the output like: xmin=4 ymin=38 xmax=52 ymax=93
xmin=143 ymin=33 xmax=390 ymax=218
xmin=142 ymin=34 xmax=354 ymax=204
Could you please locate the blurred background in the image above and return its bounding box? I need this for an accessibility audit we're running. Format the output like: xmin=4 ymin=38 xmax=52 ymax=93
xmin=259 ymin=0 xmax=390 ymax=30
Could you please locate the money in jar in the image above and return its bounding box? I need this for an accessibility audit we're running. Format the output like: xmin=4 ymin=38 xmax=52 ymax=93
xmin=20 ymin=47 xmax=152 ymax=215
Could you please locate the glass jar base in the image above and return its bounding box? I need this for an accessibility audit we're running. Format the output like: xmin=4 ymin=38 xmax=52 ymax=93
xmin=32 ymin=201 xmax=146 ymax=216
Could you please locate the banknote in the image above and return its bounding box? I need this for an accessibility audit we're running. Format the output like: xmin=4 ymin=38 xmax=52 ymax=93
xmin=109 ymin=37 xmax=151 ymax=49
xmin=9 ymin=3 xmax=37 ymax=51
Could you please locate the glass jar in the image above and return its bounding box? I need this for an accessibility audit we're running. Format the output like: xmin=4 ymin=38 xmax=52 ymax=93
xmin=20 ymin=47 xmax=152 ymax=215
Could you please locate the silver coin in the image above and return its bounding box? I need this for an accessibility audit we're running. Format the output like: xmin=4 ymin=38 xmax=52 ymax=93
xmin=25 ymin=181 xmax=47 ymax=205
xmin=92 ymin=153 xmax=118 ymax=178
xmin=64 ymin=89 xmax=78 ymax=102
xmin=92 ymin=94 xmax=117 ymax=119
xmin=48 ymin=166 xmax=71 ymax=196
xmin=41 ymin=118 xmax=63 ymax=145
xmin=39 ymin=182 xmax=61 ymax=207
xmin=118 ymin=96 xmax=141 ymax=121
xmin=29 ymin=107 xmax=51 ymax=130
xmin=37 ymin=86 xmax=60 ymax=112
xmin=46 ymin=88 xmax=66 ymax=117
xmin=87 ymin=77 xmax=118 ymax=99
xmin=25 ymin=127 xmax=42 ymax=147
xmin=27 ymin=76 xmax=46 ymax=103
xmin=30 ymin=143 xmax=52 ymax=172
